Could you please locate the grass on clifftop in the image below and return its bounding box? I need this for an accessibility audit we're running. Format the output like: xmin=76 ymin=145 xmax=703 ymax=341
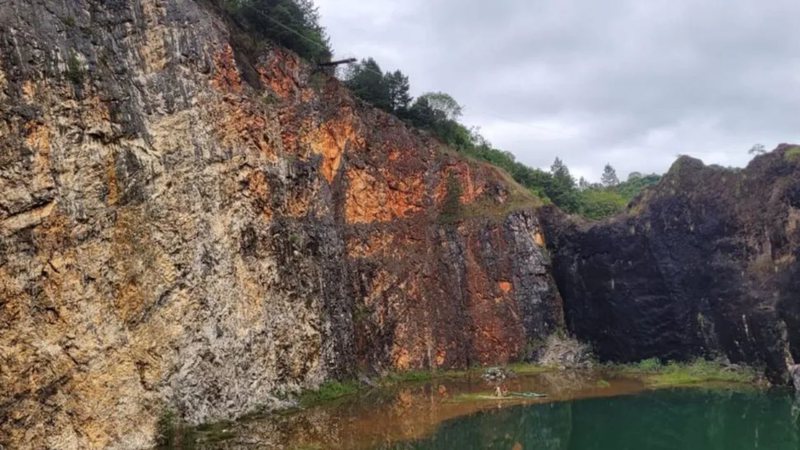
xmin=607 ymin=358 xmax=758 ymax=387
xmin=437 ymin=148 xmax=544 ymax=225
xmin=785 ymin=146 xmax=800 ymax=162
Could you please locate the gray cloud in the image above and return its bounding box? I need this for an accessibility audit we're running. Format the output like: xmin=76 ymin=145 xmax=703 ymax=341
xmin=316 ymin=0 xmax=800 ymax=180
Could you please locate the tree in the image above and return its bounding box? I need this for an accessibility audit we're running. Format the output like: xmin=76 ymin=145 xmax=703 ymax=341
xmin=748 ymin=144 xmax=766 ymax=155
xmin=344 ymin=59 xmax=414 ymax=116
xmin=615 ymin=173 xmax=661 ymax=201
xmin=224 ymin=0 xmax=332 ymax=63
xmin=601 ymin=163 xmax=619 ymax=187
xmin=416 ymin=92 xmax=462 ymax=120
xmin=386 ymin=70 xmax=412 ymax=115
xmin=407 ymin=96 xmax=438 ymax=127
xmin=469 ymin=127 xmax=492 ymax=148
xmin=344 ymin=58 xmax=391 ymax=111
xmin=547 ymin=158 xmax=579 ymax=213
xmin=551 ymin=158 xmax=571 ymax=180
xmin=627 ymin=171 xmax=643 ymax=181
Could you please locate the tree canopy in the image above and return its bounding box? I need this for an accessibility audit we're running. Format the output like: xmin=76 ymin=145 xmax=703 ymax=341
xmin=222 ymin=0 xmax=332 ymax=63
xmin=343 ymin=59 xmax=413 ymax=116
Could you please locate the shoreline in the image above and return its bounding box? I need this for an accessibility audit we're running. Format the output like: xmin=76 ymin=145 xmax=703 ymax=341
xmin=170 ymin=361 xmax=765 ymax=449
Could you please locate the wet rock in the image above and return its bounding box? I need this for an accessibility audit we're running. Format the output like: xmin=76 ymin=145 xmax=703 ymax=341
xmin=482 ymin=367 xmax=515 ymax=382
xmin=790 ymin=365 xmax=800 ymax=392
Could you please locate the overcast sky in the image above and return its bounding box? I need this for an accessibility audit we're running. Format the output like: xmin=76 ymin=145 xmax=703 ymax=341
xmin=315 ymin=0 xmax=800 ymax=181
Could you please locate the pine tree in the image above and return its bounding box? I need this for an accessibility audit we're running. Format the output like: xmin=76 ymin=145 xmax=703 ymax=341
xmin=601 ymin=163 xmax=619 ymax=187
xmin=344 ymin=58 xmax=391 ymax=111
xmin=386 ymin=70 xmax=412 ymax=115
xmin=224 ymin=0 xmax=332 ymax=63
xmin=547 ymin=158 xmax=579 ymax=213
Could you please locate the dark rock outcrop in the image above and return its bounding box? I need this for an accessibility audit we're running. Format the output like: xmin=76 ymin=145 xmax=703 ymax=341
xmin=542 ymin=147 xmax=800 ymax=383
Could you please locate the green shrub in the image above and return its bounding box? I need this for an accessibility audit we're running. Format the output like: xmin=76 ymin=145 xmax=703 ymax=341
xmin=785 ymin=146 xmax=800 ymax=162
xmin=610 ymin=358 xmax=757 ymax=388
xmin=221 ymin=0 xmax=332 ymax=63
xmin=439 ymin=173 xmax=463 ymax=224
xmin=299 ymin=380 xmax=360 ymax=407
xmin=577 ymin=188 xmax=627 ymax=219
xmin=636 ymin=357 xmax=662 ymax=372
xmin=155 ymin=409 xmax=196 ymax=449
xmin=65 ymin=52 xmax=84 ymax=85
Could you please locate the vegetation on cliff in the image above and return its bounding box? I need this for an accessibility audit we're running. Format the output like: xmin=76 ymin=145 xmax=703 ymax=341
xmin=220 ymin=0 xmax=332 ymax=62
xmin=340 ymin=55 xmax=660 ymax=219
xmin=212 ymin=0 xmax=660 ymax=220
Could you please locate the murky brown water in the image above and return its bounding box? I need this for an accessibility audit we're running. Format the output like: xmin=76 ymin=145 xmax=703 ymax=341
xmin=193 ymin=370 xmax=659 ymax=449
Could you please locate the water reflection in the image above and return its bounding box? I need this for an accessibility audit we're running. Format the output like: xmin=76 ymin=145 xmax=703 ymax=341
xmin=195 ymin=371 xmax=638 ymax=449
xmin=188 ymin=373 xmax=798 ymax=450
xmin=389 ymin=389 xmax=800 ymax=450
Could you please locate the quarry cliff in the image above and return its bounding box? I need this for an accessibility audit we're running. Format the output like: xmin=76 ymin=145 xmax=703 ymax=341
xmin=0 ymin=0 xmax=563 ymax=447
xmin=3 ymin=1 xmax=800 ymax=449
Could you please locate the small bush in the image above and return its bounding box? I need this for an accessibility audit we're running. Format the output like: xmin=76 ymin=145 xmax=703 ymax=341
xmin=155 ymin=409 xmax=196 ymax=449
xmin=299 ymin=380 xmax=360 ymax=407
xmin=536 ymin=334 xmax=594 ymax=368
xmin=439 ymin=173 xmax=463 ymax=224
xmin=636 ymin=357 xmax=662 ymax=372
xmin=65 ymin=52 xmax=84 ymax=85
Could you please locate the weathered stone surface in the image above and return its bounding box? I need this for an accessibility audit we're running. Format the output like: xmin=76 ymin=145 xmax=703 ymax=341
xmin=0 ymin=1 xmax=562 ymax=447
xmin=541 ymin=147 xmax=800 ymax=384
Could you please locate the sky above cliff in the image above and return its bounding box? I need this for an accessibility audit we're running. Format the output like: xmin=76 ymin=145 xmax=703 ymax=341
xmin=315 ymin=0 xmax=800 ymax=181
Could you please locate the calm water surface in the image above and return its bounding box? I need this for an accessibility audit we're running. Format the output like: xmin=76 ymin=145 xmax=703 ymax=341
xmin=192 ymin=372 xmax=799 ymax=450
xmin=386 ymin=389 xmax=800 ymax=450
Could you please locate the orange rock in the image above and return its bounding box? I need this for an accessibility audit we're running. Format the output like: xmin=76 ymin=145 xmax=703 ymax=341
xmin=211 ymin=45 xmax=242 ymax=94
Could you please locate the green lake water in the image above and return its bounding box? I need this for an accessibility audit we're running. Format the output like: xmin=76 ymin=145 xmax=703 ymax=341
xmin=384 ymin=389 xmax=800 ymax=450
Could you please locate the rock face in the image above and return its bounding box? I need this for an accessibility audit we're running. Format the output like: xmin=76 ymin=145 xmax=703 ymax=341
xmin=542 ymin=148 xmax=800 ymax=383
xmin=0 ymin=0 xmax=562 ymax=447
